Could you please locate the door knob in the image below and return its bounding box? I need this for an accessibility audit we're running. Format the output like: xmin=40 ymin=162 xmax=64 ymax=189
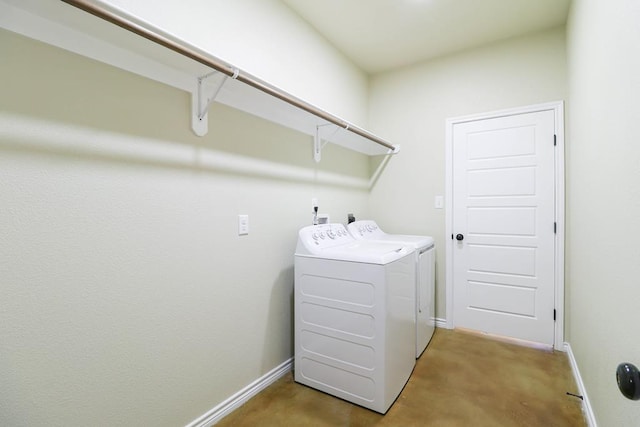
xmin=617 ymin=362 xmax=640 ymax=400
xmin=456 ymin=234 xmax=464 ymax=241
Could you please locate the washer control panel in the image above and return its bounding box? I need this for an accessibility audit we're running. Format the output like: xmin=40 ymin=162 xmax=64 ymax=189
xmin=298 ymin=223 xmax=353 ymax=253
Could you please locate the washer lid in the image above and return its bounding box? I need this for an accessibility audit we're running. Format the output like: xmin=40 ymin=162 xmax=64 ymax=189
xmin=296 ymin=223 xmax=413 ymax=264
xmin=347 ymin=220 xmax=434 ymax=250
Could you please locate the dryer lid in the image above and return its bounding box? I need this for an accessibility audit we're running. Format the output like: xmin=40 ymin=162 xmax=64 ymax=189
xmin=347 ymin=220 xmax=434 ymax=250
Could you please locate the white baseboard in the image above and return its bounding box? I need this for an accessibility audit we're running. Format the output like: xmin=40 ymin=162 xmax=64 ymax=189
xmin=186 ymin=358 xmax=292 ymax=427
xmin=564 ymin=342 xmax=597 ymax=427
xmin=435 ymin=317 xmax=448 ymax=329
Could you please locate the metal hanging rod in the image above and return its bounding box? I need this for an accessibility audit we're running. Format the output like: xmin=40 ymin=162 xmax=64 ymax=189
xmin=60 ymin=0 xmax=397 ymax=152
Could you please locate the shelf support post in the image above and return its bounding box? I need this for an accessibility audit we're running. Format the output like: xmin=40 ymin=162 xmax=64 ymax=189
xmin=191 ymin=68 xmax=239 ymax=136
xmin=314 ymin=123 xmax=347 ymax=163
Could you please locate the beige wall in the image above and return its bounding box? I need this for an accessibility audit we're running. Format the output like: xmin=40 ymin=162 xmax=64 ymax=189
xmin=7 ymin=1 xmax=640 ymax=425
xmin=97 ymin=0 xmax=370 ymax=127
xmin=368 ymin=27 xmax=568 ymax=320
xmin=566 ymin=0 xmax=640 ymax=424
xmin=0 ymin=29 xmax=370 ymax=426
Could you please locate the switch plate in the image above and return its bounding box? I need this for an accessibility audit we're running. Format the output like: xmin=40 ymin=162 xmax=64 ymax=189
xmin=435 ymin=196 xmax=444 ymax=209
xmin=238 ymin=214 xmax=249 ymax=235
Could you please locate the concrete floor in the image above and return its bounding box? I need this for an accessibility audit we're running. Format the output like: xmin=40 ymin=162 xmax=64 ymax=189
xmin=216 ymin=329 xmax=586 ymax=426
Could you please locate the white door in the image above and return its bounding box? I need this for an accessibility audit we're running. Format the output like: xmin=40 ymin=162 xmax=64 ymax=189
xmin=451 ymin=109 xmax=556 ymax=345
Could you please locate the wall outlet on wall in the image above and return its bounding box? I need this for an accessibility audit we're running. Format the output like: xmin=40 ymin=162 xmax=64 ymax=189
xmin=435 ymin=195 xmax=444 ymax=209
xmin=317 ymin=214 xmax=330 ymax=224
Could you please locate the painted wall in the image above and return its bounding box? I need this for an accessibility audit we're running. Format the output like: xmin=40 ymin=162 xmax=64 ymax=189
xmin=566 ymin=0 xmax=640 ymax=424
xmin=367 ymin=27 xmax=568 ymax=320
xmin=95 ymin=0 xmax=370 ymax=128
xmin=0 ymin=29 xmax=370 ymax=426
xmin=7 ymin=0 xmax=640 ymax=425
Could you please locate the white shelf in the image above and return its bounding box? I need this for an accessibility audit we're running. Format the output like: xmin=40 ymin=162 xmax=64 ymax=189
xmin=0 ymin=0 xmax=397 ymax=158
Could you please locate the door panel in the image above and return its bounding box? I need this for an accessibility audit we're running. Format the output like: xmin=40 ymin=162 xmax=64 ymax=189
xmin=452 ymin=110 xmax=555 ymax=345
xmin=468 ymin=245 xmax=536 ymax=276
xmin=467 ymin=281 xmax=535 ymax=317
xmin=467 ymin=126 xmax=536 ymax=159
xmin=467 ymin=167 xmax=536 ymax=197
xmin=468 ymin=207 xmax=536 ymax=236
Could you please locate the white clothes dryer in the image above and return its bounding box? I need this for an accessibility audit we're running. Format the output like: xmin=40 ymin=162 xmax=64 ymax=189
xmin=294 ymin=223 xmax=416 ymax=414
xmin=348 ymin=220 xmax=435 ymax=358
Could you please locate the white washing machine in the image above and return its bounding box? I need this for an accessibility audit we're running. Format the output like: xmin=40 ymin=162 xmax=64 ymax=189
xmin=294 ymin=223 xmax=416 ymax=414
xmin=348 ymin=220 xmax=435 ymax=358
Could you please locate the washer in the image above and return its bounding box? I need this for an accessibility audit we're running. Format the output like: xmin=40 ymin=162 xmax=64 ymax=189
xmin=348 ymin=220 xmax=435 ymax=358
xmin=294 ymin=223 xmax=416 ymax=414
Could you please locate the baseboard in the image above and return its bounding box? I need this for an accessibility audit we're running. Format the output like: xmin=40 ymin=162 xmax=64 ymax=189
xmin=435 ymin=317 xmax=448 ymax=329
xmin=564 ymin=342 xmax=598 ymax=427
xmin=186 ymin=358 xmax=292 ymax=427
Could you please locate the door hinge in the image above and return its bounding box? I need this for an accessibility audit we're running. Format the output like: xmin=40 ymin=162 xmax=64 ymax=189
xmin=553 ymin=309 xmax=557 ymax=321
xmin=554 ymin=134 xmax=557 ymax=146
xmin=554 ymin=222 xmax=557 ymax=234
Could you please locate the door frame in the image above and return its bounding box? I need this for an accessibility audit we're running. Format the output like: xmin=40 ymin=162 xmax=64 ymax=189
xmin=444 ymin=101 xmax=565 ymax=350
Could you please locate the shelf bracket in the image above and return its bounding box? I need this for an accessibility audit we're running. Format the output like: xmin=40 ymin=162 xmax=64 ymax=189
xmin=314 ymin=123 xmax=346 ymax=163
xmin=191 ymin=68 xmax=239 ymax=136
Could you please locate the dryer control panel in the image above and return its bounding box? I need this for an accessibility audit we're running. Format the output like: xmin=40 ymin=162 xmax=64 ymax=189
xmin=349 ymin=219 xmax=385 ymax=239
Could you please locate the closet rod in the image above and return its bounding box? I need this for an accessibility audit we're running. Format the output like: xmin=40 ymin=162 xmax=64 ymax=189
xmin=61 ymin=0 xmax=397 ymax=152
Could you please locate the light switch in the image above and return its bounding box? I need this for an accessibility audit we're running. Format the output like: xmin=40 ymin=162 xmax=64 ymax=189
xmin=238 ymin=215 xmax=249 ymax=235
xmin=435 ymin=196 xmax=444 ymax=209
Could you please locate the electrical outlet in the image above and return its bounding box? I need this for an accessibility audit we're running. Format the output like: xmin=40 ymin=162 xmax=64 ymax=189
xmin=317 ymin=214 xmax=330 ymax=224
xmin=238 ymin=214 xmax=249 ymax=235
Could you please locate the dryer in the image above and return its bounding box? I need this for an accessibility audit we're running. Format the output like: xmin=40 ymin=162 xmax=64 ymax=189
xmin=348 ymin=220 xmax=435 ymax=358
xmin=294 ymin=223 xmax=416 ymax=414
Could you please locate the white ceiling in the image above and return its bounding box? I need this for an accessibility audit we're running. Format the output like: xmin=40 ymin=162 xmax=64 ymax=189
xmin=281 ymin=0 xmax=571 ymax=74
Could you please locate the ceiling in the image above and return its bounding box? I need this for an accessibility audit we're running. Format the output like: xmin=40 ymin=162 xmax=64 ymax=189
xmin=281 ymin=0 xmax=571 ymax=74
